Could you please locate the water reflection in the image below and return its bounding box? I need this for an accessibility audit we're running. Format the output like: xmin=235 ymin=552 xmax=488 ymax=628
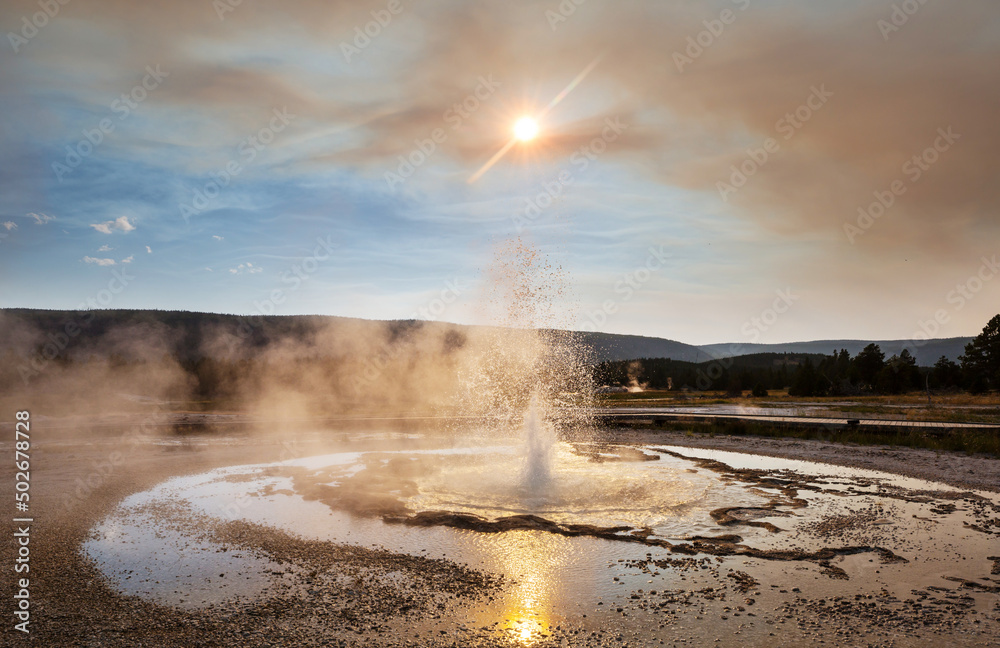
xmin=402 ymin=444 xmax=729 ymax=536
xmin=482 ymin=531 xmax=561 ymax=644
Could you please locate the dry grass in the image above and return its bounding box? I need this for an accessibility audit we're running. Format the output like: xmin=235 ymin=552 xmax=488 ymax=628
xmin=628 ymin=418 xmax=1000 ymax=457
xmin=599 ymin=390 xmax=1000 ymax=409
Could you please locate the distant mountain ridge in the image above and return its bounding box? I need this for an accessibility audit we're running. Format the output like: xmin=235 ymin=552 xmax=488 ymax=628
xmin=566 ymin=331 xmax=704 ymax=363
xmin=696 ymin=338 xmax=973 ymax=367
xmin=0 ymin=309 xmax=972 ymax=366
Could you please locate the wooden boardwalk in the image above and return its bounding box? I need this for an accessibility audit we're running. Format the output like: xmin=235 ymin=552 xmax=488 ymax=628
xmin=594 ymin=408 xmax=1000 ymax=434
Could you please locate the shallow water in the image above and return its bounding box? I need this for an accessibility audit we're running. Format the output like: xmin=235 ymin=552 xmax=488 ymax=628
xmin=83 ymin=434 xmax=1000 ymax=645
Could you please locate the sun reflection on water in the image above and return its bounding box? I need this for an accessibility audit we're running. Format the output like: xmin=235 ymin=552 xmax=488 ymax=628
xmin=486 ymin=531 xmax=565 ymax=645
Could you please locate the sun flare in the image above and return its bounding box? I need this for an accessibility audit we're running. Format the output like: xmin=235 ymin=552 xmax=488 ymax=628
xmin=513 ymin=117 xmax=539 ymax=142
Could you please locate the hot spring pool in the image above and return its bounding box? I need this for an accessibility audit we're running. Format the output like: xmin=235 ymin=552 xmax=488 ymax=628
xmin=82 ymin=437 xmax=1000 ymax=646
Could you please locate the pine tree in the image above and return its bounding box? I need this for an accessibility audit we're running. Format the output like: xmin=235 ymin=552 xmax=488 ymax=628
xmin=960 ymin=314 xmax=1000 ymax=392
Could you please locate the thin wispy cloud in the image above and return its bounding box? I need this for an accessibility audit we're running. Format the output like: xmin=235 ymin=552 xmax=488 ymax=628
xmin=121 ymin=255 xmax=134 ymax=264
xmin=229 ymin=262 xmax=262 ymax=275
xmin=91 ymin=216 xmax=135 ymax=235
xmin=98 ymin=244 xmax=113 ymax=252
xmin=27 ymin=213 xmax=54 ymax=225
xmin=83 ymin=256 xmax=116 ymax=266
xmin=146 ymin=246 xmax=153 ymax=254
xmin=212 ymin=235 xmax=224 ymax=241
xmin=2 ymin=222 xmax=16 ymax=231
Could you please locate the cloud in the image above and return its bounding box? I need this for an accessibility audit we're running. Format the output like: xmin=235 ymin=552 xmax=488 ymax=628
xmin=146 ymin=246 xmax=152 ymax=254
xmin=3 ymin=0 xmax=999 ymax=340
xmin=2 ymin=221 xmax=16 ymax=231
xmin=212 ymin=235 xmax=224 ymax=241
xmin=98 ymin=244 xmax=113 ymax=252
xmin=83 ymin=256 xmax=116 ymax=266
xmin=91 ymin=216 xmax=136 ymax=234
xmin=121 ymin=255 xmax=134 ymax=264
xmin=27 ymin=213 xmax=54 ymax=225
xmin=320 ymin=3 xmax=999 ymax=254
xmin=229 ymin=262 xmax=262 ymax=275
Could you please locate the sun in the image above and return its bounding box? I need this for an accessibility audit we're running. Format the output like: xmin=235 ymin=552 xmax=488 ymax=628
xmin=513 ymin=116 xmax=539 ymax=142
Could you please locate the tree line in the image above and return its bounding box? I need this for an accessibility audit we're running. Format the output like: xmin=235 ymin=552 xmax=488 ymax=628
xmin=595 ymin=314 xmax=1000 ymax=396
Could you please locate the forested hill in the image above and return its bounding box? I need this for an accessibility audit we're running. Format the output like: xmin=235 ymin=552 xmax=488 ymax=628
xmin=0 ymin=309 xmax=704 ymax=364
xmin=0 ymin=308 xmax=971 ymax=365
xmin=699 ymin=338 xmax=971 ymax=367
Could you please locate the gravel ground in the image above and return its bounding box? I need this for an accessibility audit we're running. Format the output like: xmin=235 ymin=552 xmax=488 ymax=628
xmin=1 ymin=435 xmax=511 ymax=647
xmin=2 ymin=424 xmax=999 ymax=647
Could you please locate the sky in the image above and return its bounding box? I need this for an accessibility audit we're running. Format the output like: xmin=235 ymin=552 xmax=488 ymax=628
xmin=1 ymin=0 xmax=998 ymax=345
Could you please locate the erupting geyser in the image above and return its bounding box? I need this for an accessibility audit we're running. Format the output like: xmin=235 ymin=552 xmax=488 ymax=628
xmin=454 ymin=238 xmax=595 ymax=497
xmin=520 ymin=394 xmax=556 ymax=493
